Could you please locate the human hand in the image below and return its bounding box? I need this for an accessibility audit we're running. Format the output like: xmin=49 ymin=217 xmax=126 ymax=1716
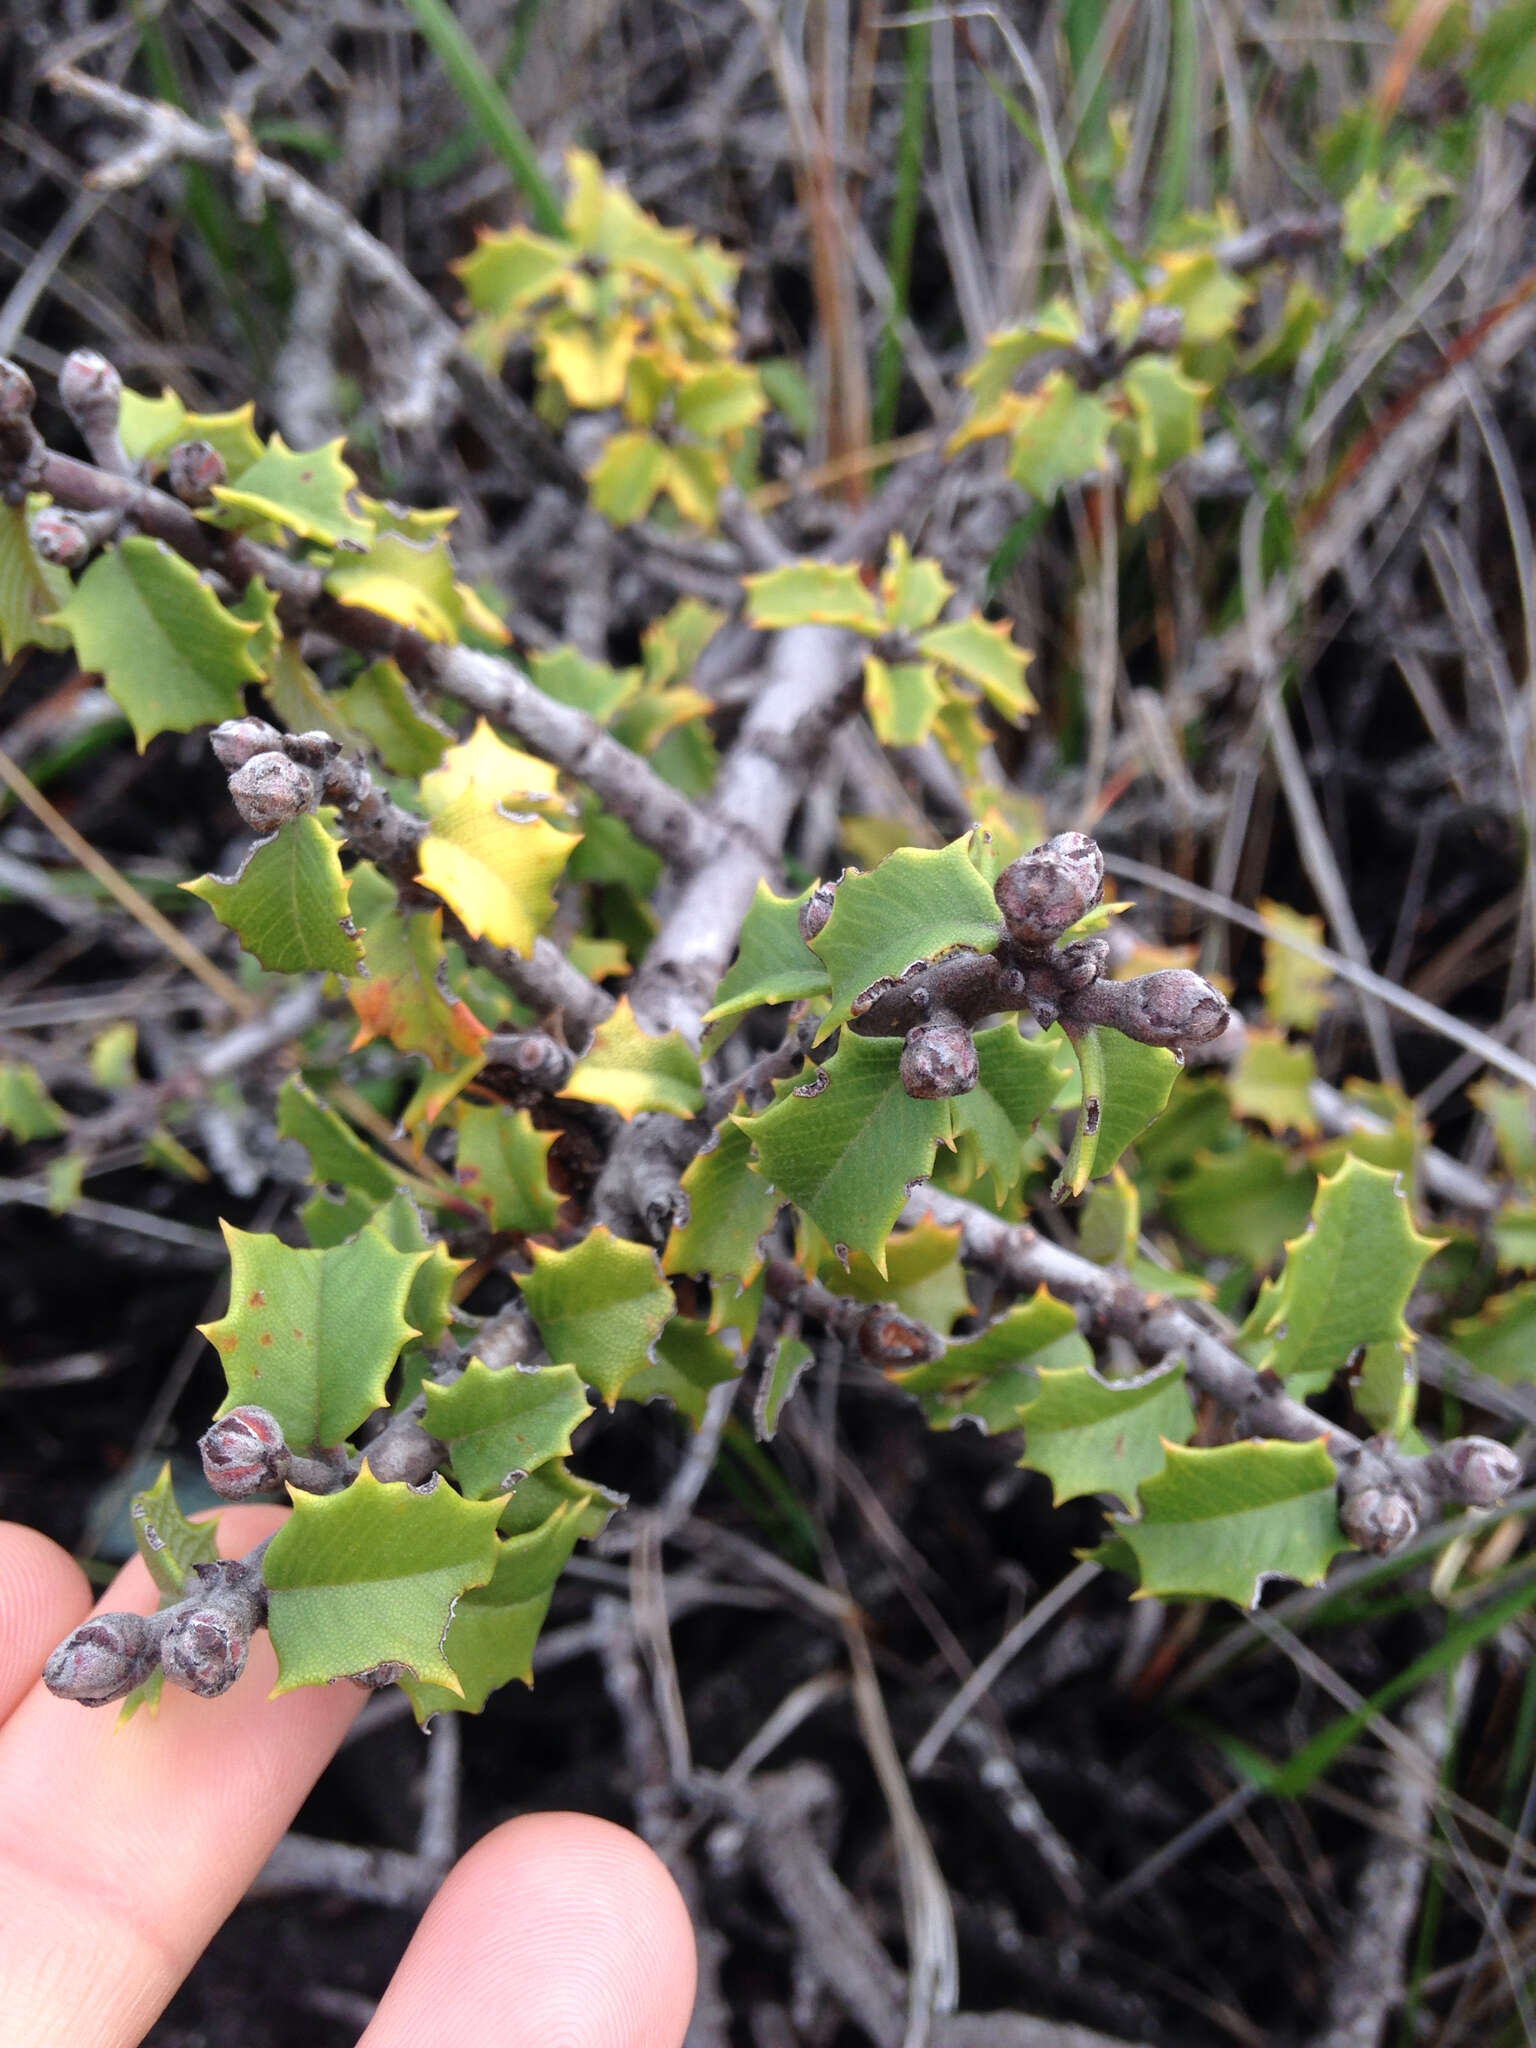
xmin=0 ymin=1508 xmax=698 ymax=2046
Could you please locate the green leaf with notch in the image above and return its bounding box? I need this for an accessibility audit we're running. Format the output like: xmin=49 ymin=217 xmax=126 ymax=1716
xmin=558 ymin=997 xmax=704 ymax=1119
xmin=1119 ymin=1438 xmax=1346 ymax=1606
xmin=277 ymin=1077 xmax=398 ymax=1203
xmin=890 ymin=1289 xmax=1091 ymax=1431
xmin=704 ymin=881 xmax=831 ymax=1026
xmin=336 ymin=660 xmax=452 ymax=778
xmin=184 ymin=815 xmax=363 ymax=975
xmin=1056 ymin=1024 xmax=1180 ymax=1199
xmin=211 ymin=433 xmax=374 ymax=547
xmin=517 ymin=1226 xmax=675 ymax=1406
xmin=622 ymin=1315 xmax=740 ymax=1424
xmin=346 ymin=862 xmax=489 ymax=1071
xmin=1019 ymin=1362 xmax=1192 ymax=1507
xmin=426 ymin=1359 xmax=591 ymax=1500
xmin=663 ymin=1114 xmax=782 ymax=1285
xmin=916 ymin=615 xmax=1036 ymax=722
xmin=743 ymin=560 xmax=884 ymax=634
xmin=454 ymin=1104 xmax=560 ymax=1233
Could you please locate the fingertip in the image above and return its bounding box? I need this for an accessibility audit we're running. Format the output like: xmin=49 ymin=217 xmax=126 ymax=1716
xmin=0 ymin=1523 xmax=93 ymax=1723
xmin=363 ymin=1810 xmax=697 ymax=2048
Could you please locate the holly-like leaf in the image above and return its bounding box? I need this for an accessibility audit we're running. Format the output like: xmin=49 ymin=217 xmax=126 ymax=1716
xmin=865 ymin=656 xmax=944 ymax=747
xmin=528 ymin=645 xmax=640 ymax=723
xmin=890 ymin=1289 xmax=1091 ymax=1431
xmin=326 ymin=532 xmax=461 ymax=644
xmin=558 ymin=997 xmax=704 ymax=1119
xmin=1470 ymin=1078 xmax=1536 ymax=1185
xmin=1165 ymin=1140 xmax=1316 ymax=1270
xmin=1055 ymin=1025 xmax=1181 ymax=1199
xmin=755 ymin=1333 xmax=815 ymax=1440
xmin=951 ymin=1023 xmax=1074 ymax=1199
xmin=0 ymin=1061 xmax=67 ymax=1140
xmin=0 ymin=502 xmax=70 ymax=659
xmin=130 ymin=1462 xmax=221 ymax=1602
xmin=743 ymin=560 xmax=885 ymax=634
xmin=1250 ymin=1157 xmax=1440 ymax=1396
xmin=1493 ymin=1206 xmax=1536 ymax=1275
xmin=401 ymin=1499 xmax=589 ymax=1718
xmin=1230 ymin=1030 xmax=1319 ymax=1136
xmin=663 ymin=1115 xmax=781 ymax=1285
xmin=336 ymin=660 xmax=453 ymax=778
xmin=588 ymin=431 xmax=670 ymax=524
xmin=374 ymin=1187 xmax=465 ymax=1348
xmin=277 ymin=1077 xmax=398 ymax=1203
xmin=1342 ymin=156 xmax=1452 ymax=261
xmin=1119 ymin=356 xmax=1206 ymax=519
xmin=1003 ymin=371 xmax=1117 ymax=500
xmin=118 ymin=391 xmax=264 ymax=476
xmin=202 ymin=1220 xmax=427 ymax=1448
xmin=622 ymin=1314 xmax=740 ymax=1424
xmin=454 ymin=1104 xmax=560 ymax=1233
xmin=517 ymin=1226 xmax=674 ymax=1405
xmin=211 ymin=434 xmax=374 ymax=548
xmin=455 ymin=225 xmax=573 ymax=314
xmin=810 ymin=837 xmax=1003 ymax=1040
xmin=816 ymin=1216 xmax=971 ymax=1336
xmin=704 ymin=881 xmax=831 ymax=1027
xmin=738 ymin=1035 xmax=951 ymax=1272
xmin=1148 ymin=249 xmax=1252 ymax=345
xmin=416 ymin=720 xmax=577 ymax=956
xmin=184 ymin=815 xmax=363 ymax=975
xmin=1260 ymin=899 xmax=1334 ymax=1031
xmin=1119 ymin=1438 xmax=1347 ymax=1606
xmin=265 ymin=1463 xmax=502 ymax=1693
xmin=50 ymin=536 xmax=262 ymax=747
xmin=346 ymin=863 xmax=489 ymax=1071
xmin=90 ymin=1021 xmax=138 ymax=1091
xmin=1450 ymin=1281 xmax=1536 ymax=1384
xmin=1019 ymin=1362 xmax=1192 ymax=1507
xmin=426 ymin=1359 xmax=591 ymax=1500
xmin=674 ymin=362 xmax=767 ymax=439
xmin=916 ymin=615 xmax=1037 ymax=723
xmin=1353 ymin=1338 xmax=1419 ymax=1438
xmin=496 ymin=1456 xmax=624 ymax=1539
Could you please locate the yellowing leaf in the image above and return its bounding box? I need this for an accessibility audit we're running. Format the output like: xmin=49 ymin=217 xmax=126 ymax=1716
xmin=1259 ymin=900 xmax=1334 ymax=1031
xmin=325 ymin=532 xmax=462 ymax=644
xmin=743 ymin=560 xmax=885 ymax=634
xmin=917 ymin=614 xmax=1037 ymax=722
xmin=455 ymin=226 xmax=573 ymax=313
xmin=865 ymin=656 xmax=944 ymax=747
xmin=559 ymin=997 xmax=704 ymax=1118
xmin=1230 ymin=1030 xmax=1319 ymax=1136
xmin=541 ymin=314 xmax=642 ymax=409
xmin=210 ymin=433 xmax=374 ymax=548
xmin=417 ymin=721 xmax=576 ymax=955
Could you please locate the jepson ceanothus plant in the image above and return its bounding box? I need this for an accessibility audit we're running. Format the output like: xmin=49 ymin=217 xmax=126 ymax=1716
xmin=0 ymin=141 xmax=1520 ymax=1720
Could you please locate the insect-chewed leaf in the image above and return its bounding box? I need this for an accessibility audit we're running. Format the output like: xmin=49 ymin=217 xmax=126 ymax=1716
xmin=742 ymin=560 xmax=885 ymax=634
xmin=704 ymin=881 xmax=831 ymax=1027
xmin=265 ymin=1463 xmax=502 ymax=1694
xmin=1019 ymin=1363 xmax=1192 ymax=1508
xmin=277 ymin=1077 xmax=398 ymax=1204
xmin=201 ymin=1220 xmax=427 ymax=1448
xmin=325 ymin=531 xmax=462 ymax=644
xmin=346 ymin=862 xmax=489 ymax=1071
xmin=336 ymin=660 xmax=453 ymax=778
xmin=622 ymin=1315 xmax=740 ymax=1424
xmin=50 ymin=536 xmax=262 ymax=748
xmin=1259 ymin=899 xmax=1333 ymax=1031
xmin=416 ymin=720 xmax=577 ymax=955
xmin=130 ymin=1462 xmax=221 ymax=1602
xmin=184 ymin=815 xmax=363 ymax=975
xmin=889 ymin=1288 xmax=1090 ymax=1431
xmin=1119 ymin=1438 xmax=1347 ymax=1606
xmin=0 ymin=1061 xmax=67 ymax=1141
xmin=1055 ymin=1024 xmax=1181 ymax=1199
xmin=951 ymin=1024 xmax=1074 ymax=1199
xmin=664 ymin=1115 xmax=782 ymax=1286
xmin=738 ymin=1035 xmax=950 ymax=1274
xmin=558 ymin=997 xmax=704 ymax=1119
xmin=454 ymin=1104 xmax=559 ymax=1233
xmin=426 ymin=1359 xmax=591 ymax=1500
xmin=810 ymin=838 xmax=1003 ymax=1040
xmin=0 ymin=502 xmax=70 ymax=660
xmin=1450 ymin=1280 xmax=1536 ymax=1384
xmin=517 ymin=1226 xmax=675 ymax=1406
xmin=401 ymin=1499 xmax=591 ymax=1718
xmin=1229 ymin=1030 xmax=1319 ymax=1136
xmin=916 ymin=615 xmax=1036 ymax=723
xmin=1249 ymin=1156 xmax=1440 ymax=1397
xmin=210 ymin=433 xmax=375 ymax=547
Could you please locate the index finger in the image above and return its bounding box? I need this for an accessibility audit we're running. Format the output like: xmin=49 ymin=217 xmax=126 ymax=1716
xmin=0 ymin=1508 xmax=362 ymax=2048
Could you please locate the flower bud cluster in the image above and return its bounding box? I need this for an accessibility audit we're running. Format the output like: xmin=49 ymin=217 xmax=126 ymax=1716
xmin=212 ymin=720 xmax=355 ymax=836
xmin=43 ymin=1553 xmax=269 ymax=1708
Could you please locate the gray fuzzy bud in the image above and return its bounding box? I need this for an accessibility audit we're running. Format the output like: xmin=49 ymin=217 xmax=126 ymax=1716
xmin=43 ymin=1612 xmax=160 ymax=1706
xmin=900 ymin=1020 xmax=979 ymax=1100
xmin=228 ymin=751 xmax=320 ymax=833
xmin=166 ymin=439 xmax=227 ymax=506
xmin=58 ymin=349 xmax=123 ymax=426
xmin=160 ymin=1595 xmax=253 ymax=1699
xmin=1118 ymin=969 xmax=1229 ymax=1049
xmin=211 ymin=717 xmax=284 ymax=772
xmin=1338 ymin=1485 xmax=1417 ymax=1555
xmin=994 ymin=833 xmax=1105 ymax=949
xmin=1436 ymin=1436 xmax=1522 ymax=1508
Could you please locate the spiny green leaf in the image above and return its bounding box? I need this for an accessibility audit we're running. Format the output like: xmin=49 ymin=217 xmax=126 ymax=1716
xmin=456 ymin=225 xmax=573 ymax=313
xmin=1056 ymin=1024 xmax=1181 ymax=1199
xmin=0 ymin=1062 xmax=67 ymax=1141
xmin=336 ymin=659 xmax=452 ymax=778
xmin=326 ymin=531 xmax=461 ymax=643
xmin=663 ymin=1114 xmax=782 ymax=1285
xmin=375 ymin=1188 xmax=466 ymax=1349
xmin=50 ymin=536 xmax=262 ymax=748
xmin=951 ymin=1023 xmax=1074 ymax=1200
xmin=1229 ymin=1030 xmax=1319 ymax=1136
xmin=588 ymin=431 xmax=670 ymax=524
xmin=1341 ymin=157 xmax=1452 ymax=261
xmin=880 ymin=536 xmax=952 ymax=631
xmin=916 ymin=615 xmax=1036 ymax=723
xmin=1251 ymin=1157 xmax=1440 ymax=1397
xmin=346 ymin=862 xmax=489 ymax=1071
xmin=1019 ymin=1362 xmax=1191 ymax=1507
xmin=1148 ymin=248 xmax=1252 ymax=345
xmin=1450 ymin=1281 xmax=1536 ymax=1384
xmin=528 ymin=645 xmax=640 ymax=723
xmin=454 ymin=1104 xmax=560 ymax=1233
xmin=816 ymin=1216 xmax=971 ymax=1337
xmin=129 ymin=1462 xmax=221 ymax=1602
xmin=401 ymin=1499 xmax=590 ymax=1718
xmin=704 ymin=881 xmax=831 ymax=1026
xmin=865 ymin=656 xmax=944 ymax=747
xmin=517 ymin=1226 xmax=674 ymax=1406
xmin=738 ymin=1035 xmax=950 ymax=1273
xmin=1259 ymin=899 xmax=1333 ymax=1031
xmin=1003 ymin=371 xmax=1116 ymax=501
xmin=743 ymin=560 xmax=885 ymax=634
xmin=426 ymin=1359 xmax=591 ymax=1500
xmin=277 ymin=1077 xmax=398 ymax=1203
xmin=1165 ymin=1140 xmax=1317 ymax=1271
xmin=496 ymin=1457 xmax=625 ymax=1539
xmin=810 ymin=837 xmax=1002 ymax=1041
xmin=265 ymin=1463 xmax=502 ymax=1694
xmin=558 ymin=997 xmax=704 ymax=1119
xmin=1470 ymin=1078 xmax=1536 ymax=1185
xmin=184 ymin=815 xmax=363 ymax=975
xmin=1353 ymin=1339 xmax=1418 ymax=1438
xmin=890 ymin=1288 xmax=1091 ymax=1431
xmin=210 ymin=433 xmax=374 ymax=547
xmin=623 ymin=1315 xmax=740 ymax=1424
xmin=202 ymin=1220 xmax=427 ymax=1448
xmin=1119 ymin=1438 xmax=1346 ymax=1606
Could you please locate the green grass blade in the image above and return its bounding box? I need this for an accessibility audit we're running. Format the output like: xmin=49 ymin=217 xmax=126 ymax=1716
xmin=400 ymin=0 xmax=563 ymax=233
xmin=1150 ymin=0 xmax=1199 ymax=238
xmin=872 ymin=20 xmax=930 ymax=446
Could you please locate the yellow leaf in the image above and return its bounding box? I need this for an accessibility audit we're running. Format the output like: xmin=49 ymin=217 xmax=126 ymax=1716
xmin=421 ymin=719 xmax=560 ymax=813
xmin=541 ymin=314 xmax=642 ymax=409
xmin=417 ymin=721 xmax=576 ymax=955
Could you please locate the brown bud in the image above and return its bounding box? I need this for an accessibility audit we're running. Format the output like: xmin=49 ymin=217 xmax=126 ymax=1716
xmin=994 ymin=833 xmax=1105 ymax=949
xmin=58 ymin=348 xmax=123 ymax=425
xmin=857 ymin=1308 xmax=942 ymax=1369
xmin=43 ymin=1611 xmax=161 ymax=1706
xmin=1338 ymin=1485 xmax=1417 ymax=1555
xmin=900 ymin=1020 xmax=978 ymax=1099
xmin=160 ymin=1602 xmax=252 ymax=1699
xmin=1436 ymin=1436 xmax=1522 ymax=1508
xmin=166 ymin=438 xmax=227 ymax=506
xmin=228 ymin=751 xmax=320 ymax=833
xmin=211 ymin=717 xmax=284 ymax=772
xmin=800 ymin=881 xmax=838 ymax=944
xmin=1118 ymin=969 xmax=1229 ymax=1049
xmin=29 ymin=507 xmax=91 ymax=568
xmin=200 ymin=1406 xmax=289 ymax=1500
xmin=0 ymin=358 xmax=36 ymax=422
